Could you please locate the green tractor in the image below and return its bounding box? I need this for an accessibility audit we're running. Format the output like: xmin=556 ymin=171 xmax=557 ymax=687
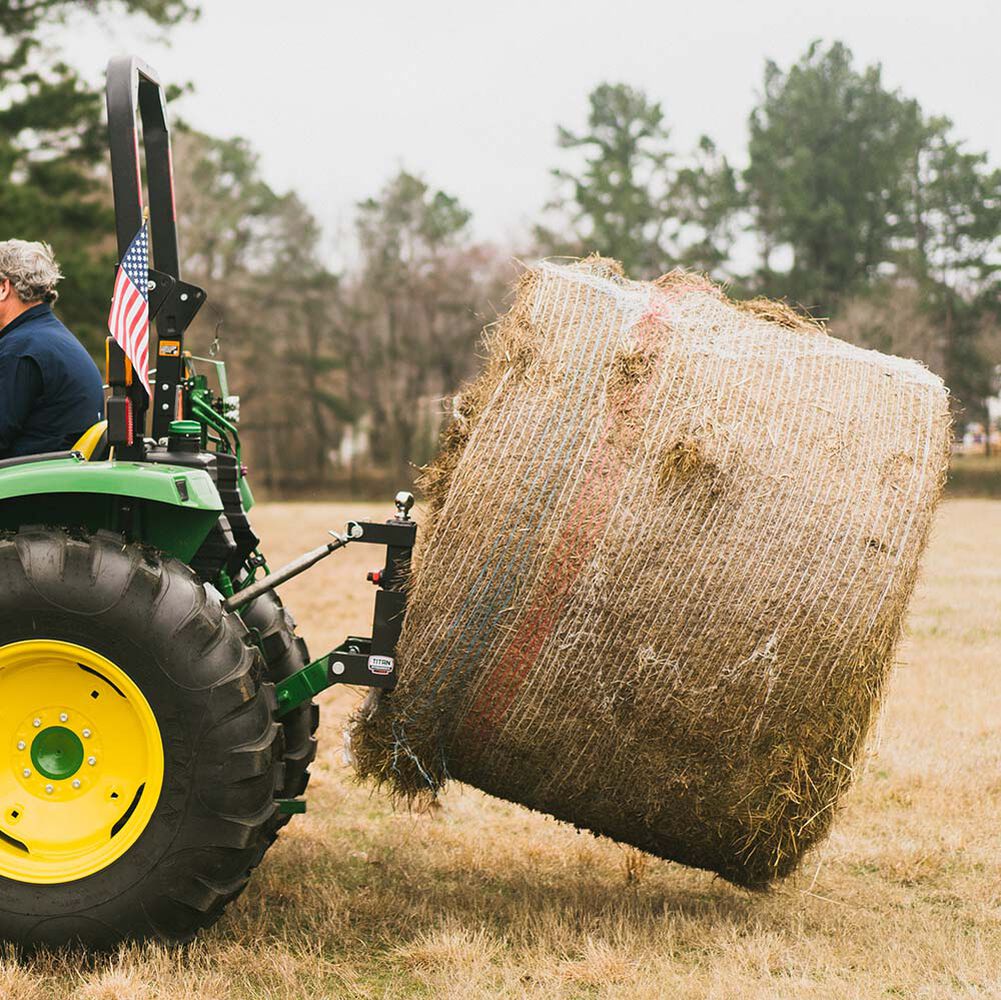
xmin=0 ymin=57 xmax=414 ymax=949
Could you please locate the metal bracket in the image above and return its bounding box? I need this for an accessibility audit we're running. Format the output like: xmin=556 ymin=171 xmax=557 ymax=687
xmin=274 ymin=638 xmax=395 ymax=719
xmin=150 ymin=279 xmax=208 ymax=440
xmin=146 ymin=268 xmax=176 ymax=320
xmin=158 ymin=278 xmax=207 ymax=332
xmin=270 ymin=496 xmax=416 ymax=719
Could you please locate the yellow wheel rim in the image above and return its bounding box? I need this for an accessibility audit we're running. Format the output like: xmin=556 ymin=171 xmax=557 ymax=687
xmin=0 ymin=640 xmax=164 ymax=884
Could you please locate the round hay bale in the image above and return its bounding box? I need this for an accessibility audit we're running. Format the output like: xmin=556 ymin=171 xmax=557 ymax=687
xmin=352 ymin=259 xmax=951 ymax=888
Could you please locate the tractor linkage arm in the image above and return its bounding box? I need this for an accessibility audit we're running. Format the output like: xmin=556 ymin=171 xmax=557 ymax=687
xmin=224 ymin=492 xmax=417 ymax=727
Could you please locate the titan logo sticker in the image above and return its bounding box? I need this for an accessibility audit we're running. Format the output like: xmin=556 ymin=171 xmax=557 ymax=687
xmin=159 ymin=340 xmax=181 ymax=357
xmin=368 ymin=655 xmax=394 ymax=676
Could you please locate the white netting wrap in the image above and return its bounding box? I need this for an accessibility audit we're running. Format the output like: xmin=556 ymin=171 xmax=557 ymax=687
xmin=353 ymin=259 xmax=951 ymax=887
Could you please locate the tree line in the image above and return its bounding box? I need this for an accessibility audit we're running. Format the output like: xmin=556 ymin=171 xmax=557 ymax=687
xmin=2 ymin=3 xmax=999 ymax=490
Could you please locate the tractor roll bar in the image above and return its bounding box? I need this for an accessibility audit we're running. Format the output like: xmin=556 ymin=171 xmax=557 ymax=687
xmin=105 ymin=56 xmax=206 ymax=447
xmin=106 ymin=56 xmax=178 ymax=274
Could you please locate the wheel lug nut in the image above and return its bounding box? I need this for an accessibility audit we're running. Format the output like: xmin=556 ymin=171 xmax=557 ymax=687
xmin=87 ymin=756 xmax=97 ymax=766
xmin=22 ymin=768 xmax=31 ymax=778
xmin=72 ymin=779 xmax=81 ymax=789
xmin=32 ymin=718 xmax=41 ymax=728
xmin=59 ymin=712 xmax=69 ymax=723
xmin=45 ymin=784 xmax=54 ymax=794
xmin=16 ymin=741 xmax=25 ymax=751
xmin=82 ymin=729 xmax=92 ymax=739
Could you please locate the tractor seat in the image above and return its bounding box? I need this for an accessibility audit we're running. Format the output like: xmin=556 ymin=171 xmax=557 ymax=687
xmin=72 ymin=420 xmax=110 ymax=461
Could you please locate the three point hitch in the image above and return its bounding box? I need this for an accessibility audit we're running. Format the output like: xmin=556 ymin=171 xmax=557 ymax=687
xmin=223 ymin=490 xmax=417 ymax=728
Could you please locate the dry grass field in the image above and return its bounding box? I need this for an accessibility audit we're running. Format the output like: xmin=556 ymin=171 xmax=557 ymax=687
xmin=3 ymin=498 xmax=998 ymax=999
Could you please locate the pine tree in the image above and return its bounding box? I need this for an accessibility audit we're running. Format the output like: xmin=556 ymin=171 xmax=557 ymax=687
xmin=0 ymin=1 xmax=197 ymax=351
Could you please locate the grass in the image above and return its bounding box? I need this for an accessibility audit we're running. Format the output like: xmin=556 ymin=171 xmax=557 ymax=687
xmin=947 ymin=455 xmax=1001 ymax=498
xmin=6 ymin=499 xmax=1000 ymax=999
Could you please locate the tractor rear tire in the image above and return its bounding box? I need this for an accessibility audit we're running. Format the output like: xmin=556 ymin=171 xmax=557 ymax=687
xmin=239 ymin=590 xmax=317 ymax=832
xmin=0 ymin=528 xmax=283 ymax=950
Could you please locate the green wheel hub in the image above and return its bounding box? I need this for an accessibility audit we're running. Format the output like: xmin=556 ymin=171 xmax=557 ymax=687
xmin=30 ymin=726 xmax=85 ymax=781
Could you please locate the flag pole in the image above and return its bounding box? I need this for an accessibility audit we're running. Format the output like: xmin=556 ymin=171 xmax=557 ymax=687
xmin=136 ymin=209 xmax=152 ymax=422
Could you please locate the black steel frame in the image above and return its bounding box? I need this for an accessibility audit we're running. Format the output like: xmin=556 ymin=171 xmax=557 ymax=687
xmin=105 ymin=56 xmax=206 ymax=455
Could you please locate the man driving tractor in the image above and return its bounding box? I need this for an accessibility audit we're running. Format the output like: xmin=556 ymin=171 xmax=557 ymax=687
xmin=0 ymin=239 xmax=104 ymax=459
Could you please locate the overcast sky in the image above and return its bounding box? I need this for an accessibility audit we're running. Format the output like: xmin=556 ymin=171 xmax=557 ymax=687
xmin=60 ymin=0 xmax=997 ymax=266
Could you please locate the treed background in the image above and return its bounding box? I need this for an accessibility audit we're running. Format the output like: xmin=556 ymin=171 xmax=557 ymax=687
xmin=2 ymin=0 xmax=999 ymax=495
xmin=2 ymin=7 xmax=1001 ymax=998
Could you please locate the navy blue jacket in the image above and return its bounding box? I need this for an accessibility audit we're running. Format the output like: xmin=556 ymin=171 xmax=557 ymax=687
xmin=0 ymin=304 xmax=105 ymax=458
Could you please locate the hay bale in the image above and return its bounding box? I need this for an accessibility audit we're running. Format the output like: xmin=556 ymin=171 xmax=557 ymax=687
xmin=352 ymin=259 xmax=951 ymax=888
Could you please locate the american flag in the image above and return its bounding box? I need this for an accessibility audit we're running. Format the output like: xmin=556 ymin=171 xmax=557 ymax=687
xmin=108 ymin=222 xmax=151 ymax=395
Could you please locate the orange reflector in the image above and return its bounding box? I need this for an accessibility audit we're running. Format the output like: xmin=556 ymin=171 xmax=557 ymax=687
xmin=106 ymin=339 xmax=133 ymax=386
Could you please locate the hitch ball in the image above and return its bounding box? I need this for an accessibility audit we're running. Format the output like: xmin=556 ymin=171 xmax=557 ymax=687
xmin=395 ymin=491 xmax=415 ymax=520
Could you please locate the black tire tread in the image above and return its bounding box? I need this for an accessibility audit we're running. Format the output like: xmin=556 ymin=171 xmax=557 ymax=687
xmin=0 ymin=528 xmax=284 ymax=949
xmin=238 ymin=591 xmax=317 ymax=832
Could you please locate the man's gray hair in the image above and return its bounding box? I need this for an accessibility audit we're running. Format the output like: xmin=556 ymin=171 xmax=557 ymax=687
xmin=0 ymin=240 xmax=64 ymax=305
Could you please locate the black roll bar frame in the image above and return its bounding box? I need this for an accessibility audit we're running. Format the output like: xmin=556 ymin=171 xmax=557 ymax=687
xmin=105 ymin=56 xmax=206 ymax=451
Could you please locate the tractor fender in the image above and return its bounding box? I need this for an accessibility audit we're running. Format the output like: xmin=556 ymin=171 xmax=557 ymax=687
xmin=0 ymin=457 xmax=223 ymax=563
